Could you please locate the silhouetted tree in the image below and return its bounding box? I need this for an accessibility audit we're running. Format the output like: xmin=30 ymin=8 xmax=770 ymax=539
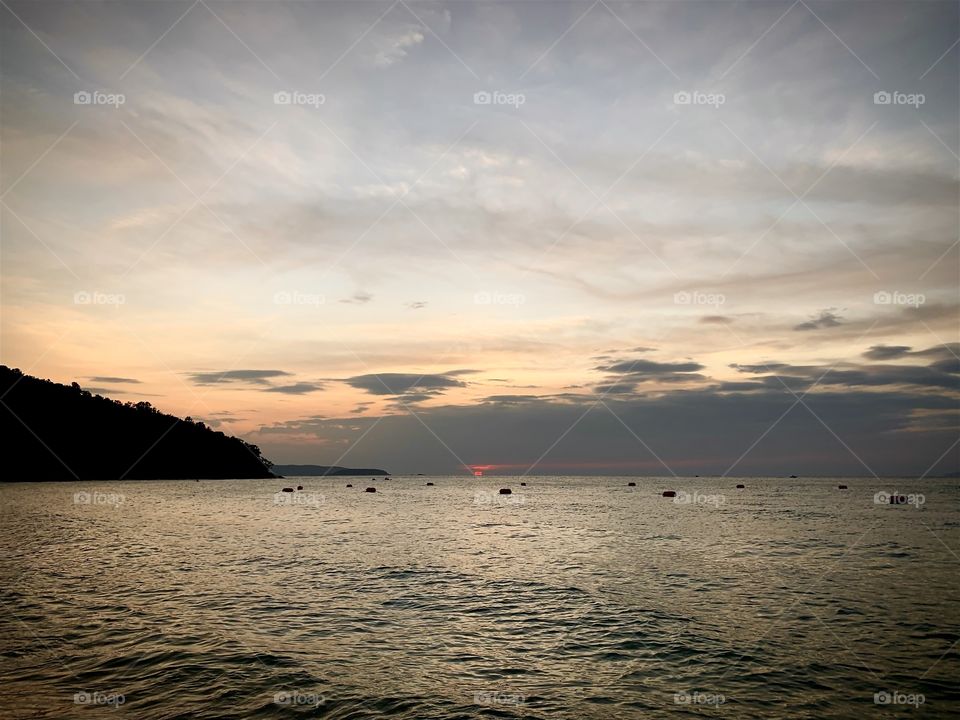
xmin=0 ymin=366 xmax=275 ymax=481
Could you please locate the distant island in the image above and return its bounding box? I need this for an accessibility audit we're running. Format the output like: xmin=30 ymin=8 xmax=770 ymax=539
xmin=272 ymin=464 xmax=390 ymax=477
xmin=0 ymin=366 xmax=274 ymax=480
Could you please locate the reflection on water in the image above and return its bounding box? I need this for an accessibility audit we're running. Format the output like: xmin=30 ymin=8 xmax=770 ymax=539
xmin=1 ymin=476 xmax=958 ymax=718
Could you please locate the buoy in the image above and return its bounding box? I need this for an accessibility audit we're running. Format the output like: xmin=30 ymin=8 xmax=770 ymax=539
xmin=346 ymin=484 xmax=353 ymax=488
xmin=789 ymin=475 xmax=798 ymax=478
xmin=499 ymin=488 xmax=512 ymax=495
xmin=426 ymin=482 xmax=434 ymax=486
xmin=365 ymin=487 xmax=376 ymax=493
xmin=662 ymin=490 xmax=676 ymax=497
xmin=281 ymin=487 xmax=294 ymax=493
xmin=520 ymin=482 xmax=527 ymax=486
xmin=838 ymin=484 xmax=848 ymax=490
xmin=890 ymin=494 xmax=907 ymax=505
xmin=296 ymin=485 xmax=303 ymax=490
xmin=736 ymin=484 xmax=745 ymax=489
xmin=628 ymin=482 xmax=636 ymax=487
xmin=384 ymin=477 xmax=390 ymax=481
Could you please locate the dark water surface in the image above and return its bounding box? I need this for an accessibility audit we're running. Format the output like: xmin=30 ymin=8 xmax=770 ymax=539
xmin=1 ymin=476 xmax=957 ymax=718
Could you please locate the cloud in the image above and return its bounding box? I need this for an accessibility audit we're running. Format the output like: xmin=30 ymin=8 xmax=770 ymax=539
xmin=596 ymin=359 xmax=705 ymax=375
xmin=794 ymin=309 xmax=844 ymax=331
xmin=592 ymin=357 xmax=707 ymax=394
xmin=344 ymin=372 xmax=468 ymax=397
xmin=86 ymin=376 xmax=142 ymax=384
xmin=262 ymin=382 xmax=323 ymax=395
xmin=700 ymin=315 xmax=732 ymax=325
xmin=373 ymin=26 xmax=425 ymax=67
xmin=863 ymin=345 xmax=913 ymax=360
xmin=339 ymin=292 xmax=373 ymax=305
xmin=187 ymin=370 xmax=293 ymax=386
xmin=256 ymin=383 xmax=959 ymax=476
xmin=406 ymin=301 xmax=427 ymax=309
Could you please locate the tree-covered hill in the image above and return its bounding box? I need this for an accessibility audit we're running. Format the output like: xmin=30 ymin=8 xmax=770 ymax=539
xmin=0 ymin=366 xmax=274 ymax=480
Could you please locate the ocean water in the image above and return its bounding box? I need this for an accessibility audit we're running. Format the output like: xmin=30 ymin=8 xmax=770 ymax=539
xmin=0 ymin=476 xmax=957 ymax=719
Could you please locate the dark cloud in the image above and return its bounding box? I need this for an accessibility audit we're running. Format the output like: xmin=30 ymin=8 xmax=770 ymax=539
xmin=795 ymin=309 xmax=844 ymax=331
xmin=256 ymin=385 xmax=959 ymax=477
xmin=593 ymin=357 xmax=708 ymax=394
xmin=262 ymin=382 xmax=323 ymax=395
xmin=344 ymin=372 xmax=468 ymax=396
xmin=700 ymin=316 xmax=733 ymax=325
xmin=733 ymin=345 xmax=960 ymax=391
xmin=482 ymin=395 xmax=542 ymax=405
xmin=187 ymin=370 xmax=292 ymax=385
xmin=596 ymin=359 xmax=704 ymax=375
xmin=86 ymin=376 xmax=141 ymax=384
xmin=863 ymin=345 xmax=913 ymax=360
xmin=732 ymin=363 xmax=790 ymax=373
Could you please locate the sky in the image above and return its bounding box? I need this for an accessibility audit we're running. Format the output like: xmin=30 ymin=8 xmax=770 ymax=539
xmin=1 ymin=0 xmax=958 ymax=476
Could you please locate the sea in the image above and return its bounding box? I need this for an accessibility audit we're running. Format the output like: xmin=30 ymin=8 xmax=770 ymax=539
xmin=1 ymin=476 xmax=957 ymax=718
